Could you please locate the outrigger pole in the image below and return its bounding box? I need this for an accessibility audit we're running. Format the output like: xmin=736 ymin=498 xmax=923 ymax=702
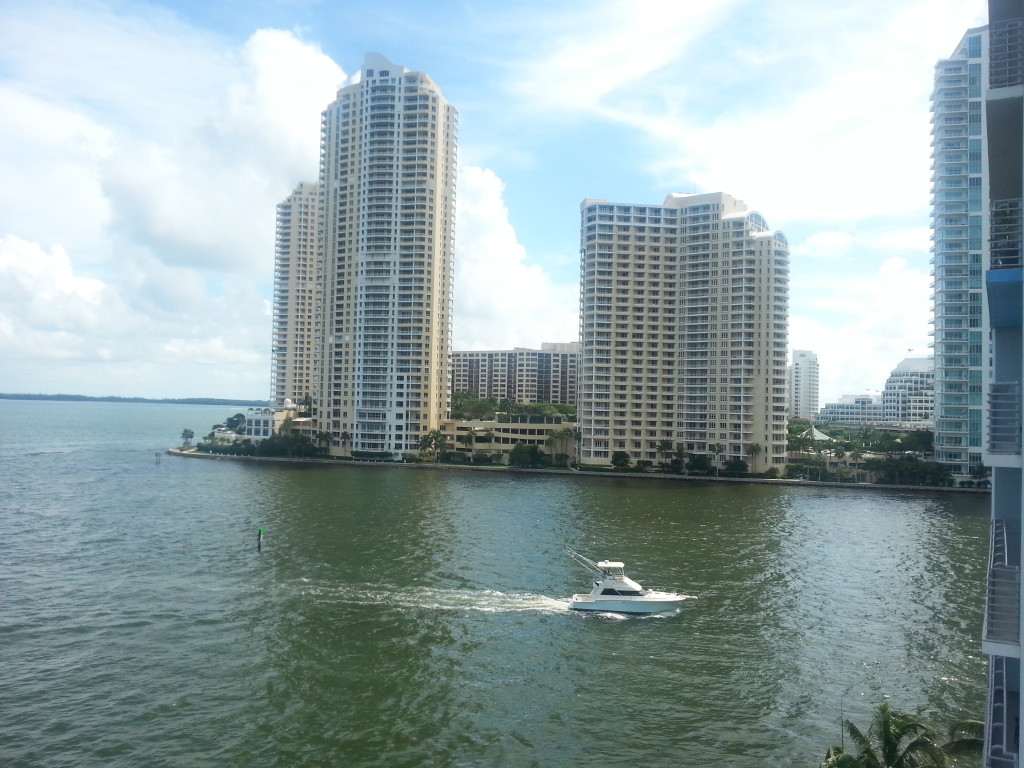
xmin=565 ymin=548 xmax=603 ymax=574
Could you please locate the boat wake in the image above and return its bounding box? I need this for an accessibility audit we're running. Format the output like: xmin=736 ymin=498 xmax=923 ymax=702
xmin=294 ymin=580 xmax=571 ymax=614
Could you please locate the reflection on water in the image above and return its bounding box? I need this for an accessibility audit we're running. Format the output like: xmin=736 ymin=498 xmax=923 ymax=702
xmin=0 ymin=401 xmax=990 ymax=768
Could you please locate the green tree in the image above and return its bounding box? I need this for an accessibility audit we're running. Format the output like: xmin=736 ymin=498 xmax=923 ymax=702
xmin=708 ymin=443 xmax=726 ymax=478
xmin=224 ymin=413 xmax=247 ymax=434
xmin=611 ymin=451 xmax=631 ymax=469
xmin=419 ymin=429 xmax=449 ymax=462
xmin=942 ymin=719 xmax=983 ymax=765
xmin=458 ymin=429 xmax=475 ymax=453
xmin=508 ymin=442 xmax=544 ymax=467
xmin=339 ymin=430 xmax=352 ymax=457
xmin=821 ymin=701 xmax=946 ymax=768
xmin=969 ymin=464 xmax=991 ymax=488
xmin=671 ymin=446 xmax=690 ymax=474
xmin=746 ymin=443 xmax=763 ymax=473
xmin=686 ymin=453 xmax=713 ymax=475
xmin=656 ymin=439 xmax=674 ymax=465
xmin=180 ymin=428 xmax=194 ymax=447
xmin=314 ymin=431 xmax=332 ymax=455
xmin=723 ymin=458 xmax=748 ymax=476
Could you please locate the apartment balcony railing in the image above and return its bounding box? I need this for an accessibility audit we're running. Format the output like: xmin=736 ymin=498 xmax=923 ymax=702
xmin=985 ymin=655 xmax=1020 ymax=768
xmin=989 ymin=382 xmax=1022 ymax=455
xmin=992 ymin=200 xmax=1023 ymax=269
xmin=985 ymin=519 xmax=1021 ymax=650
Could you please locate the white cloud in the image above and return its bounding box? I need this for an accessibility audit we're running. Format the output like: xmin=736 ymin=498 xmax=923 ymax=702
xmin=790 ymin=231 xmax=855 ymax=261
xmin=790 ymin=257 xmax=933 ymax=403
xmin=0 ymin=236 xmax=130 ymax=360
xmin=455 ymin=166 xmax=579 ymax=349
xmin=508 ymin=0 xmax=741 ymax=113
xmin=0 ymin=7 xmax=344 ymax=397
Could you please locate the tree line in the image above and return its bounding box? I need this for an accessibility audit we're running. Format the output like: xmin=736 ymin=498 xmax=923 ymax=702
xmin=450 ymin=393 xmax=576 ymax=421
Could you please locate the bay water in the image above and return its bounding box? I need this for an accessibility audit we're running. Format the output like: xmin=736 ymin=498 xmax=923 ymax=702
xmin=1 ymin=400 xmax=988 ymax=767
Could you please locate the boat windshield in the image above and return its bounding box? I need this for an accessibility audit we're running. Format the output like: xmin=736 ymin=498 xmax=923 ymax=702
xmin=597 ymin=561 xmax=625 ymax=579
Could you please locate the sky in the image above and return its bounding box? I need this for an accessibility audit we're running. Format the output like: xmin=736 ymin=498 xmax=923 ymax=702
xmin=0 ymin=0 xmax=989 ymax=402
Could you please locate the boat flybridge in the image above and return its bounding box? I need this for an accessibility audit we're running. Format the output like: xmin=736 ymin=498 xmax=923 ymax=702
xmin=566 ymin=548 xmax=689 ymax=615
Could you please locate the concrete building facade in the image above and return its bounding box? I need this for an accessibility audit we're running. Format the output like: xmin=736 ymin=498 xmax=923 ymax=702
xmin=577 ymin=192 xmax=789 ymax=471
xmin=932 ymin=27 xmax=990 ymax=481
xmin=315 ymin=53 xmax=458 ymax=456
xmin=788 ymin=349 xmax=820 ymax=420
xmin=980 ymin=2 xmax=1024 ymax=766
xmin=452 ymin=342 xmax=579 ymax=405
xmin=817 ymin=394 xmax=883 ymax=424
xmin=881 ymin=357 xmax=935 ymax=426
xmin=272 ymin=182 xmax=319 ymax=408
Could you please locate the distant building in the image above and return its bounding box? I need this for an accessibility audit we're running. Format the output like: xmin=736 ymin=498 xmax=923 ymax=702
xmin=577 ymin=192 xmax=789 ymax=471
xmin=452 ymin=342 xmax=579 ymax=405
xmin=788 ymin=350 xmax=820 ymax=420
xmin=817 ymin=357 xmax=934 ymax=426
xmin=440 ymin=413 xmax=577 ymax=464
xmin=817 ymin=394 xmax=883 ymax=424
xmin=271 ymin=182 xmax=318 ymax=408
xmin=881 ymin=357 xmax=935 ymax=427
xmin=931 ymin=27 xmax=989 ymax=480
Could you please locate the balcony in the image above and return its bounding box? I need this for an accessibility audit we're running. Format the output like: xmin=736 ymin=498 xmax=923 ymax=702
xmin=986 ymin=655 xmax=1020 ymax=768
xmin=990 ymin=383 xmax=1022 ymax=455
xmin=984 ymin=518 xmax=1021 ymax=658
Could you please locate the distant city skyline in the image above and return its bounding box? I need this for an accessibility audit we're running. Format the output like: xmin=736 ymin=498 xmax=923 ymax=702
xmin=0 ymin=0 xmax=987 ymax=401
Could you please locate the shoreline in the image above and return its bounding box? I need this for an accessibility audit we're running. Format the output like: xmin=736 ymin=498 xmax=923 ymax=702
xmin=165 ymin=448 xmax=989 ymax=495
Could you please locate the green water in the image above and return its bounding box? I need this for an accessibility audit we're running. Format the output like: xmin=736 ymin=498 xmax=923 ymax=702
xmin=1 ymin=400 xmax=989 ymax=767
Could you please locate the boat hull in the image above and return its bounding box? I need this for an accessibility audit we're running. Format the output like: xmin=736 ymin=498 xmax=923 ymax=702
xmin=569 ymin=593 xmax=683 ymax=615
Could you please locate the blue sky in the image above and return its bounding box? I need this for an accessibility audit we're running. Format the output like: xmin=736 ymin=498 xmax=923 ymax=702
xmin=0 ymin=0 xmax=988 ymax=401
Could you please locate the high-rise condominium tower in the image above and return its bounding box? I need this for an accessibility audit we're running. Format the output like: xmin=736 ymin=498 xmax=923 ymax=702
xmin=272 ymin=182 xmax=319 ymax=407
xmin=788 ymin=350 xmax=820 ymax=421
xmin=931 ymin=28 xmax=989 ymax=482
xmin=316 ymin=54 xmax=457 ymax=456
xmin=578 ymin=192 xmax=789 ymax=472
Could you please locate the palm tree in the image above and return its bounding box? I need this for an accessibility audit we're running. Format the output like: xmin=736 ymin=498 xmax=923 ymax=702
xmin=545 ymin=430 xmax=562 ymax=463
xmin=746 ymin=443 xmax=763 ymax=474
xmin=419 ymin=429 xmax=448 ymax=462
xmin=315 ymin=431 xmax=332 ymax=455
xmin=673 ymin=446 xmax=690 ymax=475
xmin=339 ymin=430 xmax=352 ymax=457
xmin=458 ymin=429 xmax=475 ymax=454
xmin=655 ymin=439 xmax=674 ymax=463
xmin=480 ymin=428 xmax=496 ymax=460
xmin=708 ymin=443 xmax=726 ymax=478
xmin=821 ymin=701 xmax=946 ymax=768
xmin=942 ymin=719 xmax=983 ymax=765
xmin=180 ymin=428 xmax=194 ymax=448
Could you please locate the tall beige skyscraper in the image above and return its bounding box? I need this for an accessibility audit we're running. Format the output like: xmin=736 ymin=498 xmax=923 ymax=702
xmin=578 ymin=192 xmax=789 ymax=472
xmin=272 ymin=182 xmax=318 ymax=408
xmin=316 ymin=53 xmax=457 ymax=456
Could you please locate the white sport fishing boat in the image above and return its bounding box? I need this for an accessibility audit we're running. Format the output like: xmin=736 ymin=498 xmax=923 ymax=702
xmin=566 ymin=548 xmax=688 ymax=614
